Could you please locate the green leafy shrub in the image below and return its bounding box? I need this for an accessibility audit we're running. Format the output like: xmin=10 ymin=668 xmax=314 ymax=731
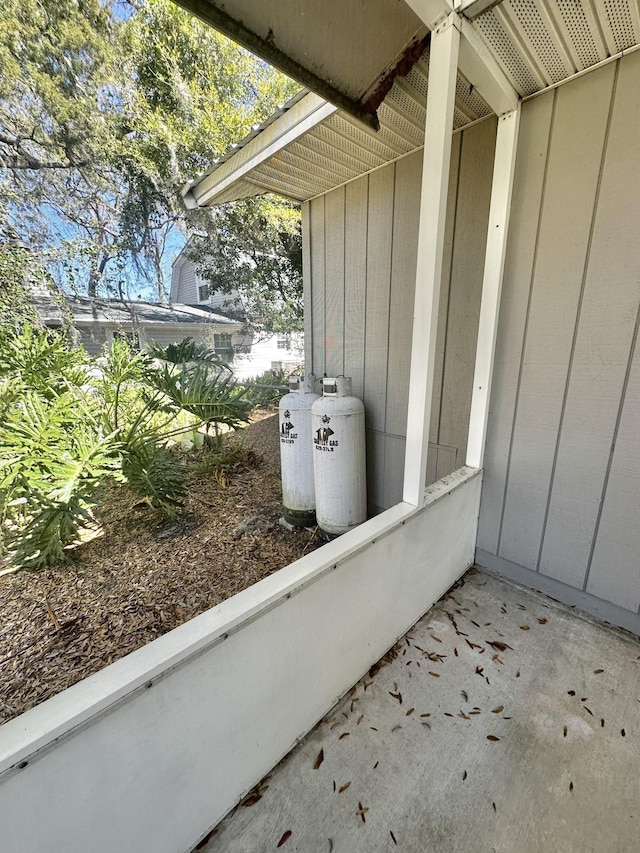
xmin=98 ymin=338 xmax=252 ymax=511
xmin=0 ymin=336 xmax=121 ymax=569
xmin=0 ymin=328 xmax=254 ymax=570
xmin=241 ymin=367 xmax=290 ymax=409
xmin=121 ymin=441 xmax=186 ymax=517
xmin=146 ymin=336 xmax=231 ymax=369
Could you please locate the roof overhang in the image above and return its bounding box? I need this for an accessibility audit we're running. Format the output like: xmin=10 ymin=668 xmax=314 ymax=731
xmin=183 ymin=46 xmax=494 ymax=208
xmin=171 ymin=0 xmax=451 ymax=130
xmin=182 ymin=92 xmax=338 ymax=208
xmin=180 ymin=0 xmax=640 ymax=208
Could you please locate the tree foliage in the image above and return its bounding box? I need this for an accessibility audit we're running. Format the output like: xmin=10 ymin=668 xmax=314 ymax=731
xmin=0 ymin=326 xmax=252 ymax=570
xmin=189 ymin=195 xmax=303 ymax=335
xmin=0 ymin=0 xmax=299 ymax=299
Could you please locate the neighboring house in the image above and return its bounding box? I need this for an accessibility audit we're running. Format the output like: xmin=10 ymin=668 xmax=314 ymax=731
xmin=171 ymin=244 xmax=304 ymax=379
xmin=32 ymin=287 xmax=243 ymax=357
xmin=6 ymin=4 xmax=640 ymax=852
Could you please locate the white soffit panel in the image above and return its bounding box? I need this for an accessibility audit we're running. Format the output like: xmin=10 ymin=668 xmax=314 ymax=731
xmin=186 ymin=49 xmax=492 ymax=207
xmin=472 ymin=0 xmax=640 ymax=96
xmin=185 ymin=0 xmax=640 ymax=207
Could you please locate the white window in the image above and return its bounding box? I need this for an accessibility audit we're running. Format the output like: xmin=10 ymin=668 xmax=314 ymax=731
xmin=214 ymin=333 xmax=233 ymax=359
xmin=277 ymin=335 xmax=291 ymax=350
xmin=198 ymin=284 xmax=209 ymax=302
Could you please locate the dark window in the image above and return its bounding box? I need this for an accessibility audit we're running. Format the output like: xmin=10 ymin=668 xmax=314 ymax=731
xmin=198 ymin=284 xmax=210 ymax=302
xmin=113 ymin=330 xmax=140 ymax=351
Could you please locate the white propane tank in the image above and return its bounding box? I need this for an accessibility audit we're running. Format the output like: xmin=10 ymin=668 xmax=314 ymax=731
xmin=279 ymin=374 xmax=320 ymax=526
xmin=311 ymin=377 xmax=367 ymax=536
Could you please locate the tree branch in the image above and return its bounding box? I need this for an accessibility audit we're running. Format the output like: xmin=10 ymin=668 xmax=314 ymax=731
xmin=0 ymin=133 xmax=89 ymax=170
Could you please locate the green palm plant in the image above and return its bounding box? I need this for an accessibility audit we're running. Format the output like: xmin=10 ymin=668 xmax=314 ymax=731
xmin=146 ymin=336 xmax=231 ymax=369
xmin=151 ymin=361 xmax=253 ymax=432
xmin=0 ymin=329 xmax=254 ymax=570
xmin=98 ymin=338 xmax=252 ymax=514
xmin=0 ymin=385 xmax=121 ymax=570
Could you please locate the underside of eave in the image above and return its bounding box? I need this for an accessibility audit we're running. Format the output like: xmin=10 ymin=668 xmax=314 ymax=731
xmin=181 ymin=0 xmax=640 ymax=209
xmin=171 ymin=0 xmax=434 ymax=131
xmin=185 ymin=49 xmax=494 ymax=208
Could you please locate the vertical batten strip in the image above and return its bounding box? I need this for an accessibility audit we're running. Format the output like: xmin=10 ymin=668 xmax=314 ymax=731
xmin=466 ymin=105 xmax=521 ymax=470
xmin=403 ymin=12 xmax=461 ymax=507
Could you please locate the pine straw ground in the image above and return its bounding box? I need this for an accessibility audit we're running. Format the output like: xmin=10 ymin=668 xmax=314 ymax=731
xmin=0 ymin=413 xmax=322 ymax=725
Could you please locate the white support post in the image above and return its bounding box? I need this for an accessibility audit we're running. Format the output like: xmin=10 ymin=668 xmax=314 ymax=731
xmin=403 ymin=0 xmax=454 ymax=29
xmin=466 ymin=105 xmax=521 ymax=470
xmin=402 ymin=12 xmax=460 ymax=508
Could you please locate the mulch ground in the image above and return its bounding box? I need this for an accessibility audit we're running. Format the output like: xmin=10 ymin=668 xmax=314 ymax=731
xmin=0 ymin=413 xmax=323 ymax=726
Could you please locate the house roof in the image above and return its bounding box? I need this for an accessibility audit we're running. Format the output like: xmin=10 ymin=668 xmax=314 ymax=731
xmin=34 ymin=295 xmax=241 ymax=328
xmin=183 ymin=0 xmax=640 ymax=208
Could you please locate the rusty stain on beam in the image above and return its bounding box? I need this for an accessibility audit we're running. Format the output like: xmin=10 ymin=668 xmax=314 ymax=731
xmin=362 ymin=34 xmax=431 ymax=113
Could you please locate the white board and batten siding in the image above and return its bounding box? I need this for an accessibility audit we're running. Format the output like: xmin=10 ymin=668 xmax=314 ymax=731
xmin=477 ymin=51 xmax=640 ymax=627
xmin=303 ymin=118 xmax=497 ymax=513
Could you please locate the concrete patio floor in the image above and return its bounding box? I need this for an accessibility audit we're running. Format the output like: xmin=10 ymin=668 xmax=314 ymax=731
xmin=199 ymin=568 xmax=640 ymax=853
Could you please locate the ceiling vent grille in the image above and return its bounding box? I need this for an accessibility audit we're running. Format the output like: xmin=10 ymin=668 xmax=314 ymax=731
xmin=556 ymin=1 xmax=601 ymax=68
xmin=386 ymin=84 xmax=426 ymax=128
xmin=314 ymin=123 xmax=388 ymax=170
xmin=404 ymin=62 xmax=429 ymax=99
xmin=455 ymin=73 xmax=493 ymax=120
xmin=604 ymin=0 xmax=637 ymax=51
xmin=475 ymin=8 xmax=541 ymax=94
xmin=504 ymin=0 xmax=570 ymax=81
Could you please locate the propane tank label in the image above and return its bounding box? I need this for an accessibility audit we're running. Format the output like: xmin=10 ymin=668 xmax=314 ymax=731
xmin=314 ymin=414 xmax=337 ymax=452
xmin=280 ymin=410 xmax=298 ymax=444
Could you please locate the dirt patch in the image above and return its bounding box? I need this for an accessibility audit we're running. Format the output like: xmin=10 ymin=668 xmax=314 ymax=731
xmin=0 ymin=413 xmax=322 ymax=725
